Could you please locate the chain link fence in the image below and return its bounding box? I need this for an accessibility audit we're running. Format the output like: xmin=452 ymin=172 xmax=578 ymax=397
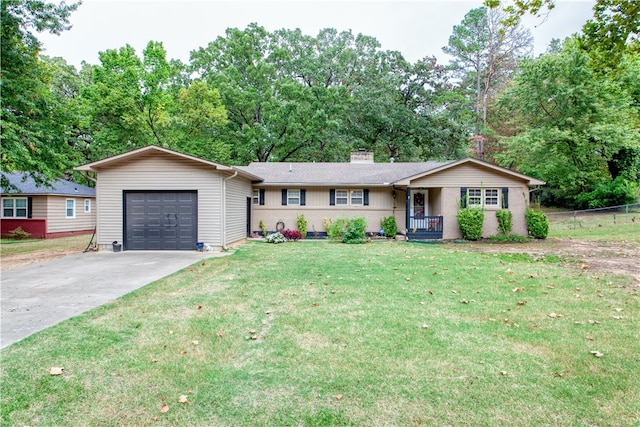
xmin=545 ymin=203 xmax=640 ymax=230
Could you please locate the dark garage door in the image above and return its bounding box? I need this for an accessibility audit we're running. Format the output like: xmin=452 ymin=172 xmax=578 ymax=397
xmin=124 ymin=191 xmax=198 ymax=250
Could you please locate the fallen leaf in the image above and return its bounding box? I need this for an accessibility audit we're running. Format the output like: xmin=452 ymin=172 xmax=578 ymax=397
xmin=581 ymin=264 xmax=590 ymax=270
xmin=265 ymin=310 xmax=272 ymax=314
xmin=311 ymin=302 xmax=318 ymax=307
xmin=197 ymin=305 xmax=203 ymax=310
xmin=548 ymin=313 xmax=563 ymax=318
xmin=217 ymin=331 xmax=224 ymax=338
xmin=405 ymin=277 xmax=411 ymax=281
xmin=428 ymin=290 xmax=433 ymax=295
xmin=160 ymin=404 xmax=169 ymax=413
xmin=500 ymin=371 xmax=508 ymax=376
xmin=335 ymin=395 xmax=343 ymax=400
xmin=612 ymin=316 xmax=624 ymax=320
xmin=586 ymin=335 xmax=594 ymax=341
xmin=151 ymin=358 xmax=159 ymax=363
xmin=506 ymin=269 xmax=514 ymax=275
xmin=180 ymin=350 xmax=187 ymax=355
xmin=178 ymin=395 xmax=188 ymax=404
xmin=460 ymin=299 xmax=469 ymax=304
xmin=517 ymin=301 xmax=527 ymax=306
xmin=588 ymin=319 xmax=600 ymax=324
xmin=421 ymin=324 xmax=429 ymax=329
xmin=249 ymin=329 xmax=256 ymax=335
xmin=192 ymin=340 xmax=199 ymax=346
xmin=50 ymin=367 xmax=64 ymax=376
xmin=553 ymin=372 xmax=564 ymax=378
xmin=590 ymin=350 xmax=603 ymax=358
xmin=614 ymin=308 xmax=623 ymax=312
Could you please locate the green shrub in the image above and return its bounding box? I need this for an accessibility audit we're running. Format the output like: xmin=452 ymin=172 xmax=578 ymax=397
xmin=380 ymin=215 xmax=397 ymax=238
xmin=525 ymin=208 xmax=549 ymax=239
xmin=495 ymin=209 xmax=513 ymax=235
xmin=296 ymin=214 xmax=308 ymax=238
xmin=265 ymin=232 xmax=286 ymax=244
xmin=457 ymin=208 xmax=484 ymax=241
xmin=259 ymin=220 xmax=267 ymax=237
xmin=343 ymin=217 xmax=367 ymax=244
xmin=8 ymin=227 xmax=31 ymax=240
xmin=327 ymin=218 xmax=348 ymax=241
xmin=576 ymin=177 xmax=639 ymax=209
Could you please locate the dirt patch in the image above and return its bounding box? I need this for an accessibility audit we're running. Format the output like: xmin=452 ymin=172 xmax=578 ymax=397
xmin=1 ymin=247 xmax=86 ymax=272
xmin=467 ymin=238 xmax=640 ymax=284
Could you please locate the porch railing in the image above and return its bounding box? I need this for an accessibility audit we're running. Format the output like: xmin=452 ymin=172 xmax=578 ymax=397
xmin=407 ymin=215 xmax=443 ymax=239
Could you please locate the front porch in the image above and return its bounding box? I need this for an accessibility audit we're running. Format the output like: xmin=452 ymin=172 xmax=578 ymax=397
xmin=404 ymin=187 xmax=443 ymax=240
xmin=406 ymin=215 xmax=443 ymax=240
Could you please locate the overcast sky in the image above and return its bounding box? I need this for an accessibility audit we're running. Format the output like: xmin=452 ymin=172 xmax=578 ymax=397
xmin=38 ymin=0 xmax=596 ymax=68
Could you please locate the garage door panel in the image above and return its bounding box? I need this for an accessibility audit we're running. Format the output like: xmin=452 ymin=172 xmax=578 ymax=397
xmin=125 ymin=191 xmax=197 ymax=251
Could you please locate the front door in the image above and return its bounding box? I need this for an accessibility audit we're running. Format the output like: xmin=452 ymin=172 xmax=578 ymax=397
xmin=410 ymin=190 xmax=428 ymax=229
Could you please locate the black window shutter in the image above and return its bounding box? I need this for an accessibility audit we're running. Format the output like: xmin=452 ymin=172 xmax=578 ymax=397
xmin=329 ymin=189 xmax=335 ymax=206
xmin=502 ymin=187 xmax=509 ymax=209
xmin=460 ymin=187 xmax=467 ymax=208
xmin=259 ymin=189 xmax=265 ymax=205
xmin=281 ymin=189 xmax=287 ymax=206
xmin=27 ymin=197 xmax=33 ymax=218
xmin=363 ymin=189 xmax=369 ymax=206
xmin=300 ymin=189 xmax=306 ymax=206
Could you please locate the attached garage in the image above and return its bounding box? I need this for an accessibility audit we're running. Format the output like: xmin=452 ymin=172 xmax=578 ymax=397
xmin=124 ymin=191 xmax=198 ymax=250
xmin=75 ymin=146 xmax=261 ymax=252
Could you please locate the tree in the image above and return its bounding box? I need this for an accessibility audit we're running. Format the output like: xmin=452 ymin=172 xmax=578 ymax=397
xmin=1 ymin=0 xmax=79 ymax=186
xmin=443 ymin=6 xmax=532 ymax=159
xmin=496 ymin=39 xmax=639 ymax=207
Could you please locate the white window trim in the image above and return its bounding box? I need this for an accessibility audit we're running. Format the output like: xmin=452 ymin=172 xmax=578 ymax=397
xmin=2 ymin=197 xmax=28 ymax=218
xmin=252 ymin=190 xmax=260 ymax=205
xmin=335 ymin=189 xmax=348 ymax=206
xmin=84 ymin=199 xmax=92 ymax=213
xmin=66 ymin=199 xmax=76 ymax=218
xmin=467 ymin=188 xmax=500 ymax=208
xmin=350 ymin=189 xmax=364 ymax=206
xmin=287 ymin=189 xmax=300 ymax=206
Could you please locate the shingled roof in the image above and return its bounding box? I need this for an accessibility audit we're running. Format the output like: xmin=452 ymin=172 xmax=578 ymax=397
xmin=1 ymin=172 xmax=96 ymax=197
xmin=236 ymin=161 xmax=453 ymax=187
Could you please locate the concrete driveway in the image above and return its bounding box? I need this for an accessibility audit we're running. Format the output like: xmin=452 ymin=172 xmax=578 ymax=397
xmin=1 ymin=250 xmax=228 ymax=349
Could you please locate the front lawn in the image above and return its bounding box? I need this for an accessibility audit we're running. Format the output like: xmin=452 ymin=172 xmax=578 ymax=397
xmin=1 ymin=241 xmax=638 ymax=425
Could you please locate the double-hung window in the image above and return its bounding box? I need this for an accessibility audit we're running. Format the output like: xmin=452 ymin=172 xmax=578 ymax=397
xmin=84 ymin=199 xmax=91 ymax=213
xmin=2 ymin=198 xmax=28 ymax=218
xmin=467 ymin=188 xmax=500 ymax=208
xmin=252 ymin=190 xmax=260 ymax=205
xmin=66 ymin=199 xmax=76 ymax=218
xmin=335 ymin=190 xmax=348 ymax=206
xmin=287 ymin=189 xmax=300 ymax=206
xmin=350 ymin=190 xmax=364 ymax=206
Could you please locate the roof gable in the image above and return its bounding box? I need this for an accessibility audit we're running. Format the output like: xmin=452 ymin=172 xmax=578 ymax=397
xmin=392 ymin=158 xmax=546 ymax=186
xmin=75 ymin=145 xmax=262 ymax=181
xmin=1 ymin=172 xmax=96 ymax=197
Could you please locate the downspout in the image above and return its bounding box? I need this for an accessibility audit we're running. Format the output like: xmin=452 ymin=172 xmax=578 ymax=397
xmin=222 ymin=171 xmax=238 ymax=250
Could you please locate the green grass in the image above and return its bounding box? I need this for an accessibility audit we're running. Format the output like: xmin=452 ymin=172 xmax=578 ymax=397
xmin=0 ymin=234 xmax=91 ymax=256
xmin=1 ymin=241 xmax=638 ymax=426
xmin=548 ymin=209 xmax=640 ymax=242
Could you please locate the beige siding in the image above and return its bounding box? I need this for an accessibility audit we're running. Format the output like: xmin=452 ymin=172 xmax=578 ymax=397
xmin=94 ymin=151 xmax=225 ymax=249
xmin=439 ymin=186 xmax=530 ymax=239
xmin=224 ymin=176 xmax=252 ymax=245
xmin=31 ymin=196 xmax=48 ymax=219
xmin=412 ymin=163 xmax=524 ymax=188
xmin=45 ymin=196 xmax=96 ymax=233
xmin=251 ymin=187 xmax=399 ymax=235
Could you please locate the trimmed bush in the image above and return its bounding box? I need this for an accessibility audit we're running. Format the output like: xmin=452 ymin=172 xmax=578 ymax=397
xmin=495 ymin=209 xmax=513 ymax=235
xmin=7 ymin=227 xmax=31 ymax=240
xmin=525 ymin=208 xmax=549 ymax=239
xmin=265 ymin=232 xmax=286 ymax=244
xmin=457 ymin=208 xmax=484 ymax=241
xmin=259 ymin=220 xmax=267 ymax=237
xmin=381 ymin=216 xmax=397 ymax=238
xmin=296 ymin=214 xmax=308 ymax=238
xmin=343 ymin=217 xmax=367 ymax=244
xmin=282 ymin=229 xmax=302 ymax=241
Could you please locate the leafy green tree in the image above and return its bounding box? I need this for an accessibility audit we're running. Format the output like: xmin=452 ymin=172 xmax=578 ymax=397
xmin=1 ymin=0 xmax=79 ymax=185
xmin=496 ymin=39 xmax=640 ymax=207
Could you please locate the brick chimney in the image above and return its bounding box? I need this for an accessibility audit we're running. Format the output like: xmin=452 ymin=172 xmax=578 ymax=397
xmin=350 ymin=149 xmax=374 ymax=164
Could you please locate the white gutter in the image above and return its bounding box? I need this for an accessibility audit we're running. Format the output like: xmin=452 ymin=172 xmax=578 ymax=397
xmin=221 ymin=171 xmax=238 ymax=249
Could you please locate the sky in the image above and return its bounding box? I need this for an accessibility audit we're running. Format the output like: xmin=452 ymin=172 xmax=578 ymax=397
xmin=38 ymin=0 xmax=597 ymax=68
